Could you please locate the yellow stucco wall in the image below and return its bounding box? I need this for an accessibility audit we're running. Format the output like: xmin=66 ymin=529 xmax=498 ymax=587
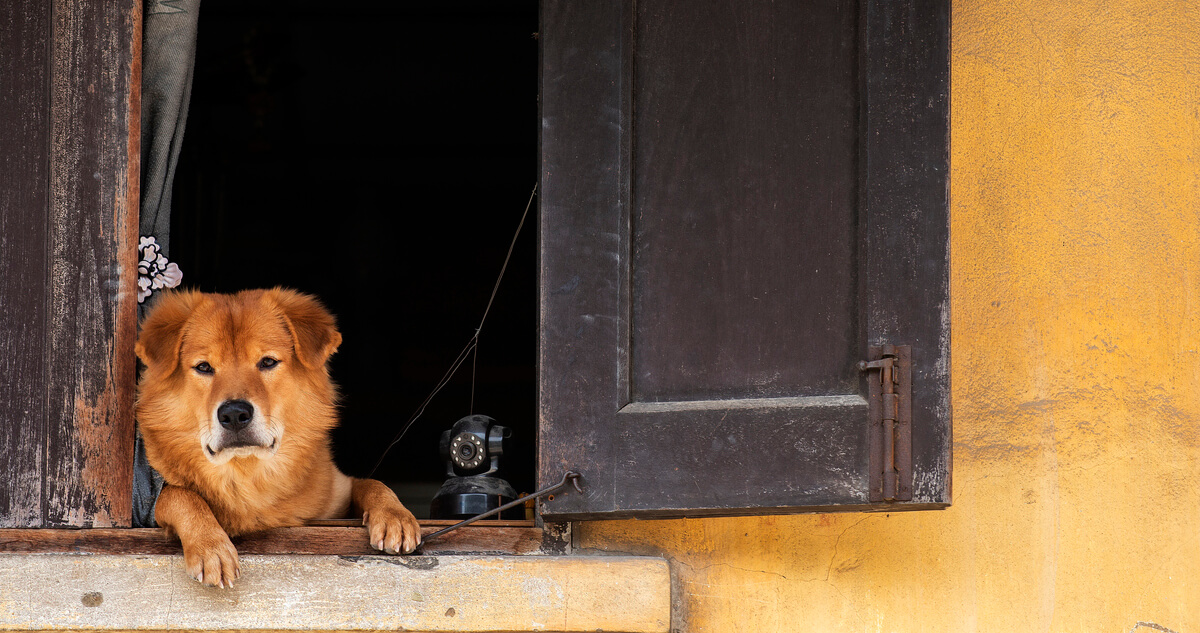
xmin=579 ymin=1 xmax=1200 ymax=630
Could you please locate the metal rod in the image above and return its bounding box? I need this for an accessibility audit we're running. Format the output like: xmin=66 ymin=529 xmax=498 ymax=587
xmin=418 ymin=471 xmax=581 ymax=546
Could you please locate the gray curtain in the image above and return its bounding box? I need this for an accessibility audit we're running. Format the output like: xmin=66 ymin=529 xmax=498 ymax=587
xmin=134 ymin=0 xmax=200 ymax=528
xmin=140 ymin=0 xmax=200 ymax=252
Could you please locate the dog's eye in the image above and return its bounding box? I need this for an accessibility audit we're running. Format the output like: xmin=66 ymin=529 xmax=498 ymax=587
xmin=194 ymin=362 xmax=214 ymax=375
xmin=257 ymin=357 xmax=279 ymax=370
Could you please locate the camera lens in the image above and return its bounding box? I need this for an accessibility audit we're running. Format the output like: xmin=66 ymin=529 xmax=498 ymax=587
xmin=449 ymin=431 xmax=485 ymax=469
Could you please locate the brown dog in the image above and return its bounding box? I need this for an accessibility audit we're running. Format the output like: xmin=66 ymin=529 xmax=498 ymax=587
xmin=135 ymin=288 xmax=420 ymax=588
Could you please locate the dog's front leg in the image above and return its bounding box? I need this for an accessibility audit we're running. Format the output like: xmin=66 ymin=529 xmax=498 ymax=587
xmin=351 ymin=478 xmax=422 ymax=554
xmin=156 ymin=485 xmax=240 ymax=588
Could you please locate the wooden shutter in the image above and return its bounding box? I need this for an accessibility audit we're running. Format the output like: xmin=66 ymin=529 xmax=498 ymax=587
xmin=538 ymin=0 xmax=949 ymax=519
xmin=0 ymin=0 xmax=139 ymax=527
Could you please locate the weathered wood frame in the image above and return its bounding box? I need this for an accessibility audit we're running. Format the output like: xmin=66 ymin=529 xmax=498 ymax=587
xmin=0 ymin=0 xmax=141 ymax=528
xmin=538 ymin=0 xmax=951 ymax=519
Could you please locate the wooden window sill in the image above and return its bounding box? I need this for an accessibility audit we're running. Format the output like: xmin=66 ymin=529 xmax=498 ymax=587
xmin=0 ymin=519 xmax=566 ymax=556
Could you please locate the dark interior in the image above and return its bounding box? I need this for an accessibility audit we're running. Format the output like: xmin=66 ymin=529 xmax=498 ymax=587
xmin=171 ymin=0 xmax=539 ymax=517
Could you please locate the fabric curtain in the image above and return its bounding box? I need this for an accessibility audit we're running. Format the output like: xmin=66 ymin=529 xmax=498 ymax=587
xmin=134 ymin=0 xmax=201 ymax=528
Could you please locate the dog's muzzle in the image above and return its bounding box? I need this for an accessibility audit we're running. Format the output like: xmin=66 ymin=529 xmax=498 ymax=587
xmin=205 ymin=399 xmax=278 ymax=461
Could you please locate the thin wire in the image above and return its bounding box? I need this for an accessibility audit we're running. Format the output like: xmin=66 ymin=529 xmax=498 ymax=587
xmin=477 ymin=183 xmax=536 ymax=333
xmin=366 ymin=339 xmax=478 ymax=477
xmin=367 ymin=183 xmax=538 ymax=478
xmin=469 ymin=339 xmax=479 ymax=415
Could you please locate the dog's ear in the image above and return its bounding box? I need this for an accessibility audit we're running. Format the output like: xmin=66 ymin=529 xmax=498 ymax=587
xmin=136 ymin=290 xmax=204 ymax=374
xmin=271 ymin=288 xmax=342 ymax=370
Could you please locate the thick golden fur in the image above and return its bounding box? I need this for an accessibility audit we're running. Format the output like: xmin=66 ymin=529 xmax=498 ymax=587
xmin=136 ymin=288 xmax=420 ymax=588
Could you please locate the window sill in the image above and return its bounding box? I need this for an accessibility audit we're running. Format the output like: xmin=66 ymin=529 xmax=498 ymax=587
xmin=0 ymin=520 xmax=563 ymax=556
xmin=0 ymin=551 xmax=670 ymax=632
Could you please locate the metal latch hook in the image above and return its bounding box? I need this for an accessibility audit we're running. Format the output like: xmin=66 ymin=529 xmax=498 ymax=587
xmin=416 ymin=471 xmax=582 ymax=549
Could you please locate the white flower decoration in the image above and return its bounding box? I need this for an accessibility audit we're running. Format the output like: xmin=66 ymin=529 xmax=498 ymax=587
xmin=137 ymin=236 xmax=182 ymax=303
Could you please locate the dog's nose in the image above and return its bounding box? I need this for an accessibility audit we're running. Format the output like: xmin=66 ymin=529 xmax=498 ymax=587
xmin=217 ymin=400 xmax=254 ymax=431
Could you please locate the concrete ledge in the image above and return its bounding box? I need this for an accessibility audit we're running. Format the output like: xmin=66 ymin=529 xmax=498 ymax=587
xmin=0 ymin=554 xmax=670 ymax=632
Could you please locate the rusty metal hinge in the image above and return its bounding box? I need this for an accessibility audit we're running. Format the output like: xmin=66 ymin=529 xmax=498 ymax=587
xmin=858 ymin=345 xmax=912 ymax=502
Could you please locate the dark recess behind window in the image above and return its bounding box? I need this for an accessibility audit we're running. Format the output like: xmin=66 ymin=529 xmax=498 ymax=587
xmin=170 ymin=0 xmax=539 ymax=517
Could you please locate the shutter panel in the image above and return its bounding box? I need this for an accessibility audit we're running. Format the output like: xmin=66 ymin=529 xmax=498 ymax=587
xmin=0 ymin=0 xmax=139 ymax=527
xmin=538 ymin=0 xmax=949 ymax=519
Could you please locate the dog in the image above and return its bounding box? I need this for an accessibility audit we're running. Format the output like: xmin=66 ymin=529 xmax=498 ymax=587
xmin=135 ymin=288 xmax=421 ymax=588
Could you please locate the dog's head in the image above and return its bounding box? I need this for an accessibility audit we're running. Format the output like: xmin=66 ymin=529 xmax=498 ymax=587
xmin=135 ymin=288 xmax=342 ymax=467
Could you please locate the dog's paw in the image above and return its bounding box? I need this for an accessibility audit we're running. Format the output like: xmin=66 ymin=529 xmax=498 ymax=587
xmin=363 ymin=504 xmax=422 ymax=555
xmin=181 ymin=529 xmax=240 ymax=588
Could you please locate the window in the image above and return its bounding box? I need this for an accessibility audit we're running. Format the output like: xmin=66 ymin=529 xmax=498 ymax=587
xmin=0 ymin=0 xmax=950 ymax=530
xmin=0 ymin=0 xmax=548 ymax=553
xmin=167 ymin=0 xmax=541 ymax=518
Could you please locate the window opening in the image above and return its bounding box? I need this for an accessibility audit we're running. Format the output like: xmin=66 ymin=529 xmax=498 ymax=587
xmin=170 ymin=0 xmax=540 ymax=518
